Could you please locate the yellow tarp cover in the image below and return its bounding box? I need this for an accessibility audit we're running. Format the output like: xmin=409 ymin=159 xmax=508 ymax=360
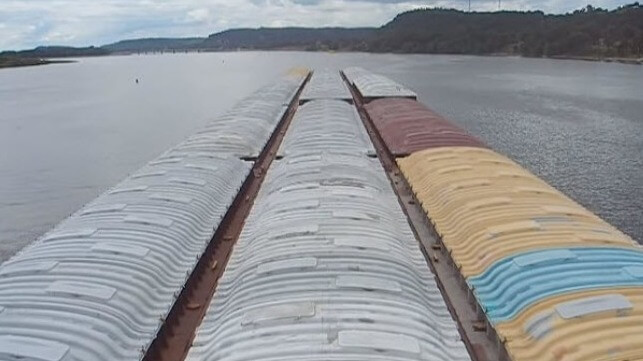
xmin=398 ymin=147 xmax=636 ymax=277
xmin=495 ymin=288 xmax=643 ymax=361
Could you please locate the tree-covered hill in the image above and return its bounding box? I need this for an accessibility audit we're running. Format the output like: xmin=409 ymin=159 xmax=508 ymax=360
xmin=202 ymin=27 xmax=375 ymax=51
xmin=0 ymin=46 xmax=108 ymax=68
xmin=371 ymin=3 xmax=643 ymax=58
xmin=0 ymin=46 xmax=109 ymax=58
xmin=110 ymin=3 xmax=641 ymax=59
xmin=2 ymin=3 xmax=642 ymax=67
xmin=102 ymin=38 xmax=205 ymax=53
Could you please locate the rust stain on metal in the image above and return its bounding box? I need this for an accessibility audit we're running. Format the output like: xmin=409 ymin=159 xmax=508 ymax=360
xmin=186 ymin=303 xmax=201 ymax=310
xmin=473 ymin=321 xmax=487 ymax=332
xmin=142 ymin=71 xmax=311 ymax=361
xmin=472 ymin=344 xmax=490 ymax=361
xmin=342 ymin=71 xmax=508 ymax=361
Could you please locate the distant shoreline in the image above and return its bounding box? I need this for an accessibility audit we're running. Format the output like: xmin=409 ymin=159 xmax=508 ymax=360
xmin=1 ymin=51 xmax=641 ymax=71
xmin=2 ymin=4 xmax=641 ymax=69
xmin=0 ymin=57 xmax=74 ymax=69
xmin=547 ymin=55 xmax=643 ymax=65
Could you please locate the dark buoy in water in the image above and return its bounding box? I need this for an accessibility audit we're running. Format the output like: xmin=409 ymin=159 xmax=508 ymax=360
xmin=135 ymin=78 xmax=139 ymax=84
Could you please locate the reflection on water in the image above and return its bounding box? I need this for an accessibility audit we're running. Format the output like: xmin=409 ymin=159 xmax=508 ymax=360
xmin=0 ymin=52 xmax=641 ymax=261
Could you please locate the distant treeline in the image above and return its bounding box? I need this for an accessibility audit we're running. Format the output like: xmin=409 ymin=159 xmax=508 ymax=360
xmin=0 ymin=57 xmax=51 ymax=68
xmin=1 ymin=3 xmax=642 ymax=64
xmin=104 ymin=3 xmax=642 ymax=59
xmin=0 ymin=46 xmax=109 ymax=68
xmin=373 ymin=3 xmax=643 ymax=58
xmin=0 ymin=46 xmax=109 ymax=58
xmin=100 ymin=28 xmax=374 ymax=53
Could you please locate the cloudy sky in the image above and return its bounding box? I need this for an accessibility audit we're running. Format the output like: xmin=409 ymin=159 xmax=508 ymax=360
xmin=0 ymin=0 xmax=634 ymax=50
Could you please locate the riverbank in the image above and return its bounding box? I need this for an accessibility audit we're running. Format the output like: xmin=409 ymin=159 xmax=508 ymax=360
xmin=2 ymin=51 xmax=641 ymax=71
xmin=123 ymin=49 xmax=643 ymax=66
xmin=549 ymin=55 xmax=643 ymax=65
xmin=0 ymin=57 xmax=73 ymax=69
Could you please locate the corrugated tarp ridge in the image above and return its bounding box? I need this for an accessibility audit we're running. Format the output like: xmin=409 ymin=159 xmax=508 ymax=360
xmin=0 ymin=150 xmax=251 ymax=361
xmin=342 ymin=67 xmax=416 ymax=100
xmin=299 ymin=69 xmax=352 ymax=102
xmin=174 ymin=72 xmax=306 ymax=158
xmin=494 ymin=287 xmax=643 ymax=361
xmin=469 ymin=247 xmax=643 ymax=323
xmin=187 ymin=154 xmax=471 ymax=361
xmin=278 ymin=99 xmax=375 ymax=157
xmin=187 ymin=94 xmax=470 ymax=361
xmin=397 ymin=146 xmax=637 ymax=278
xmin=364 ymin=98 xmax=487 ymax=156
xmin=397 ymin=145 xmax=641 ymax=361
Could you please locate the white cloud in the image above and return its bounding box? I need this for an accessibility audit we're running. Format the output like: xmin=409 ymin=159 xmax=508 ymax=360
xmin=0 ymin=23 xmax=35 ymax=50
xmin=0 ymin=0 xmax=636 ymax=50
xmin=186 ymin=8 xmax=212 ymax=23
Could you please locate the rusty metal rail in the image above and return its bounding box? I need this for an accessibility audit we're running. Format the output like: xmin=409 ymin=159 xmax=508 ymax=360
xmin=142 ymin=72 xmax=311 ymax=361
xmin=342 ymin=71 xmax=507 ymax=361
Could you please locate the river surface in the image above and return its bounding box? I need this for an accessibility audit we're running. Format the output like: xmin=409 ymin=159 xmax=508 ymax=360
xmin=0 ymin=52 xmax=641 ymax=262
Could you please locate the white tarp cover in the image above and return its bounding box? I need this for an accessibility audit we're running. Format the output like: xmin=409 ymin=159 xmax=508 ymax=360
xmin=187 ymin=91 xmax=470 ymax=361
